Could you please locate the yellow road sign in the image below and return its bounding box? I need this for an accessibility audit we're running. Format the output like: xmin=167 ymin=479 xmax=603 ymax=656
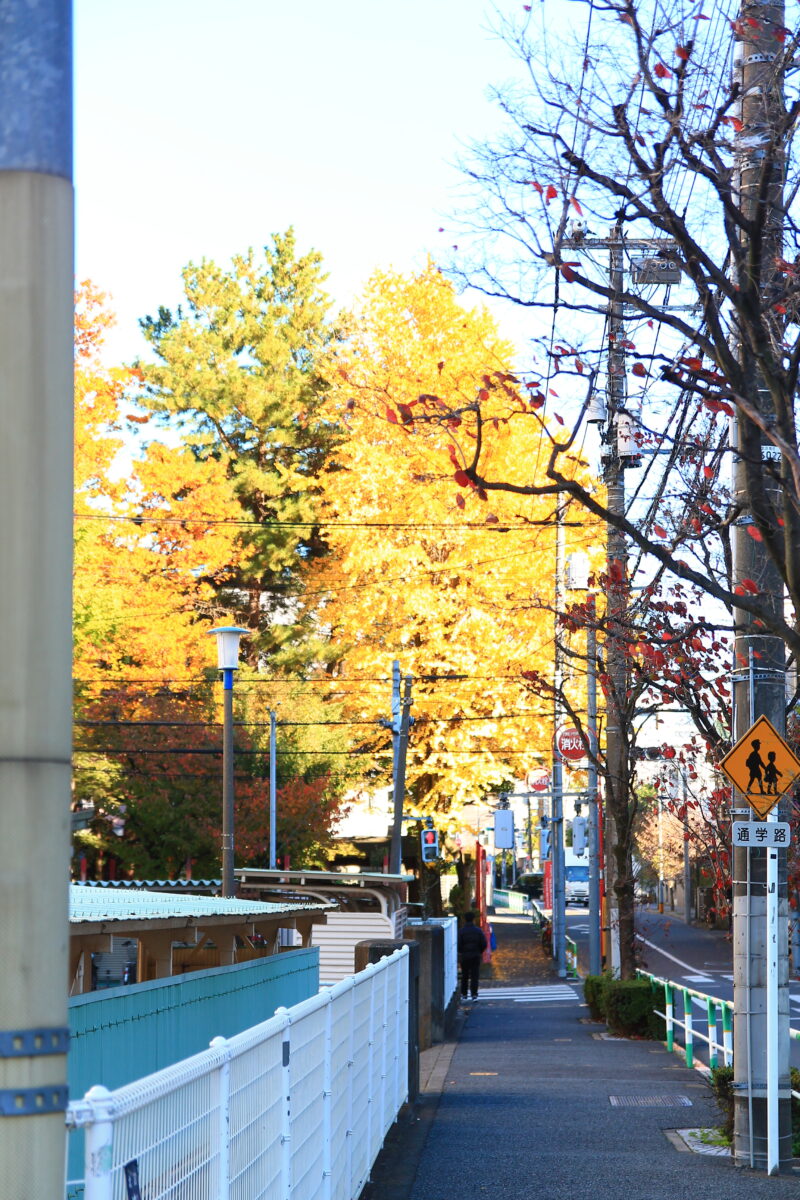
xmin=720 ymin=715 xmax=800 ymax=818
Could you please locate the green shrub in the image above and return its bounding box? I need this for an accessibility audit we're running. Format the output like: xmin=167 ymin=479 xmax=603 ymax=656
xmin=448 ymin=883 xmax=467 ymax=917
xmin=603 ymin=978 xmax=665 ymax=1038
xmin=710 ymin=1065 xmax=734 ymax=1142
xmin=583 ymin=974 xmax=607 ymax=1020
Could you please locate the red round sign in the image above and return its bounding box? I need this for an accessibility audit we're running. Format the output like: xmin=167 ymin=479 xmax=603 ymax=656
xmin=527 ymin=768 xmax=550 ymax=792
xmin=556 ymin=725 xmax=586 ymax=762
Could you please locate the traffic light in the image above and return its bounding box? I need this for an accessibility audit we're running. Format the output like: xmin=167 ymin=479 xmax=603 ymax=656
xmin=420 ymin=826 xmax=439 ymax=863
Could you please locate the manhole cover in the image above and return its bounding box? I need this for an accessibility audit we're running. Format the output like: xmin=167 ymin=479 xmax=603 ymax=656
xmin=610 ymin=1095 xmax=692 ymax=1108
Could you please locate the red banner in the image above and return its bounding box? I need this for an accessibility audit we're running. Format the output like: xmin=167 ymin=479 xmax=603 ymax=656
xmin=544 ymin=858 xmax=553 ymax=910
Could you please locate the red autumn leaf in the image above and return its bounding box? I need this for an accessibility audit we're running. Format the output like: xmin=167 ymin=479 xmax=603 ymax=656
xmin=531 ymin=180 xmax=543 ymax=194
xmin=478 ymin=388 xmax=490 ymax=402
xmin=703 ymin=465 xmax=714 ymax=479
xmin=437 ymin=360 xmax=445 ymax=372
xmin=385 ymin=407 xmax=398 ymax=424
xmin=774 ymin=303 xmax=787 ymax=314
xmin=570 ymin=196 xmax=583 ymax=215
xmin=747 ymin=525 xmax=763 ymax=541
xmin=654 ymin=525 xmax=668 ymax=538
xmin=545 ymin=184 xmax=558 ymax=202
xmin=682 ymin=356 xmax=702 ymax=371
xmin=631 ymin=362 xmax=647 ymax=377
xmin=722 ymin=116 xmax=744 ymax=132
xmin=741 ymin=578 xmax=759 ymax=593
xmin=561 ymin=264 xmax=578 ymax=283
xmin=676 ymin=44 xmax=690 ymax=61
xmin=454 ymin=470 xmax=470 ymax=488
xmin=549 ymin=388 xmax=559 ymax=397
xmin=476 ymin=487 xmax=488 ymax=501
xmin=529 ymin=396 xmax=545 ymax=409
xmin=654 ymin=62 xmax=672 ymax=79
xmin=553 ymin=413 xmax=564 ymax=425
xmin=455 ymin=493 xmax=465 ymax=510
xmin=486 ymin=513 xmax=500 ymax=524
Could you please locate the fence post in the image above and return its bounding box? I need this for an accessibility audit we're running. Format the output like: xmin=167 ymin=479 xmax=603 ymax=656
xmin=276 ymin=1007 xmax=292 ymax=1200
xmin=665 ymin=983 xmax=674 ymax=1053
xmin=380 ymin=955 xmax=390 ymax=1137
xmin=366 ymin=964 xmax=376 ymax=1161
xmin=706 ymin=1000 xmax=718 ymax=1070
xmin=722 ymin=1003 xmax=733 ymax=1067
xmin=322 ymin=992 xmax=333 ymax=1200
xmin=83 ymin=1085 xmax=114 ymax=1200
xmin=345 ymin=982 xmax=355 ymax=1199
xmin=683 ymin=989 xmax=693 ymax=1069
xmin=209 ymin=1037 xmax=231 ymax=1200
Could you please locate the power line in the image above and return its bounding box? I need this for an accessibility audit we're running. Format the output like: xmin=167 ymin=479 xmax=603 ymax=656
xmin=74 ymin=511 xmax=571 ymax=531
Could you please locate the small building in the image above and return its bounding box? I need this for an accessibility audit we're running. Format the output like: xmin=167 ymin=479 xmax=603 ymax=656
xmin=236 ymin=868 xmax=409 ymax=982
xmin=69 ymin=881 xmax=329 ymax=994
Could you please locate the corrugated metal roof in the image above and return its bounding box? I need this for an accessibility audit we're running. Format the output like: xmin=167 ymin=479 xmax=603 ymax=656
xmin=69 ymin=883 xmax=328 ymax=924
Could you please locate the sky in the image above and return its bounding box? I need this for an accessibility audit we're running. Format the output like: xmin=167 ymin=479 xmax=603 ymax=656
xmin=74 ymin=0 xmax=539 ymax=366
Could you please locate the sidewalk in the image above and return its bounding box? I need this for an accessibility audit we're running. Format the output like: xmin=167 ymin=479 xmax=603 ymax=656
xmin=373 ymin=913 xmax=800 ymax=1200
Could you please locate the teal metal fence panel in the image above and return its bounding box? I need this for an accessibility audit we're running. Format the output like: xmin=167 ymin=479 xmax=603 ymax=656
xmin=68 ymin=947 xmax=319 ymax=1101
xmin=66 ymin=948 xmax=318 ymax=1192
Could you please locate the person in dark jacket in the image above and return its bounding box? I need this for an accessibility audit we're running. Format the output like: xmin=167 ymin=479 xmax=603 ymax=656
xmin=457 ymin=911 xmax=488 ymax=1001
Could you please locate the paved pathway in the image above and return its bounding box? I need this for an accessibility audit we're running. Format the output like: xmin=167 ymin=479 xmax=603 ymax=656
xmin=371 ymin=913 xmax=800 ymax=1200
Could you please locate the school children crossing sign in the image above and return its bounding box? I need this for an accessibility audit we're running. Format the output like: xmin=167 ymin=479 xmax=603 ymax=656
xmin=720 ymin=714 xmax=800 ymax=819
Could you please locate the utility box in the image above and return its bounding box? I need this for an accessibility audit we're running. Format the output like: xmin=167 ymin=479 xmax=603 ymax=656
xmin=631 ymin=255 xmax=681 ymax=285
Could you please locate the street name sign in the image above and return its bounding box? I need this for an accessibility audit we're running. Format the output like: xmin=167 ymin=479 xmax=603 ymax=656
xmin=732 ymin=822 xmax=791 ymax=849
xmin=719 ymin=714 xmax=800 ymax=818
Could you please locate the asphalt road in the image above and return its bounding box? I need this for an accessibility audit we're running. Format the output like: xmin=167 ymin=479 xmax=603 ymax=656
xmin=566 ymin=903 xmax=800 ymax=1068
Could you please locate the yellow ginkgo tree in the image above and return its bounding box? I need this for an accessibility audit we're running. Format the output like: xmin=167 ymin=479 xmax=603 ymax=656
xmin=314 ymin=264 xmax=598 ymax=817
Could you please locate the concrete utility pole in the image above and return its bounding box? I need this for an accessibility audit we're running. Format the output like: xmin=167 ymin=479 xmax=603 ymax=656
xmin=388 ymin=668 xmax=413 ymax=875
xmin=603 ymin=227 xmax=629 ymax=978
xmin=560 ymin=227 xmax=675 ymax=977
xmin=269 ymin=709 xmax=277 ymax=870
xmin=586 ymin=595 xmax=602 ymax=977
xmin=730 ymin=0 xmax=791 ymax=1171
xmin=552 ymin=501 xmax=567 ymax=976
xmin=0 ymin=2 xmax=73 ymax=1195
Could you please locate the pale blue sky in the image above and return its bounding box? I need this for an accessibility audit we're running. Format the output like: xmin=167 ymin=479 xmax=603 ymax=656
xmin=74 ymin=0 xmax=536 ymax=363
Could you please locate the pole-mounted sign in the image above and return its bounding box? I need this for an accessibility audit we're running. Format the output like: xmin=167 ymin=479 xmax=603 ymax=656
xmin=527 ymin=768 xmax=551 ymax=792
xmin=719 ymin=714 xmax=800 ymax=819
xmin=556 ymin=725 xmax=587 ymax=763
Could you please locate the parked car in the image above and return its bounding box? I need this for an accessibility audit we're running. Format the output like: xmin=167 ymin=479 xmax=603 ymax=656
xmin=511 ymin=872 xmax=544 ymax=900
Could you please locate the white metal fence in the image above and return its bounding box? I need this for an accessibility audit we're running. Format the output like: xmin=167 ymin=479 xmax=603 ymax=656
xmin=66 ymin=948 xmax=409 ymax=1200
xmin=493 ymin=888 xmax=532 ymax=915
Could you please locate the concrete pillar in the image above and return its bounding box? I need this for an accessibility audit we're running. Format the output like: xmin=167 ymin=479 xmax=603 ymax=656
xmin=0 ymin=5 xmax=73 ymax=1195
xmin=355 ymin=939 xmax=420 ymax=1105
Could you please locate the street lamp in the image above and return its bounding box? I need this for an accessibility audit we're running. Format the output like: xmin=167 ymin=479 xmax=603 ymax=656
xmin=207 ymin=625 xmax=248 ymax=897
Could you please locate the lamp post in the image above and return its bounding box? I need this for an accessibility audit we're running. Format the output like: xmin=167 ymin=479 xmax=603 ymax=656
xmin=208 ymin=626 xmax=248 ymax=897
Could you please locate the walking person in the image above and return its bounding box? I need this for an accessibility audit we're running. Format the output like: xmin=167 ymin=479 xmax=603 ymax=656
xmin=458 ymin=911 xmax=487 ymax=1002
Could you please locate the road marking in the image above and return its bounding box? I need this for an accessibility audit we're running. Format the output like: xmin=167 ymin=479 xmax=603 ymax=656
xmin=481 ymin=985 xmax=579 ymax=1003
xmin=637 ymin=935 xmax=712 ymax=977
xmin=682 ymin=975 xmax=715 ymax=985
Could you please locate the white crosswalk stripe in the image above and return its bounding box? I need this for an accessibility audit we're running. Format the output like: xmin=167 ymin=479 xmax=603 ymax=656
xmin=477 ymin=985 xmax=579 ymax=1003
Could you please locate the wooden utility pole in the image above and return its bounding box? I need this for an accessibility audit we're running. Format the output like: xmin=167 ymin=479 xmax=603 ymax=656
xmin=730 ymin=0 xmax=791 ymax=1172
xmin=0 ymin=2 xmax=73 ymax=1194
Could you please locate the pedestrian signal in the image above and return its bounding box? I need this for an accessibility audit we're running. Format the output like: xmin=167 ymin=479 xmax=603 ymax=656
xmin=420 ymin=827 xmax=439 ymax=863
